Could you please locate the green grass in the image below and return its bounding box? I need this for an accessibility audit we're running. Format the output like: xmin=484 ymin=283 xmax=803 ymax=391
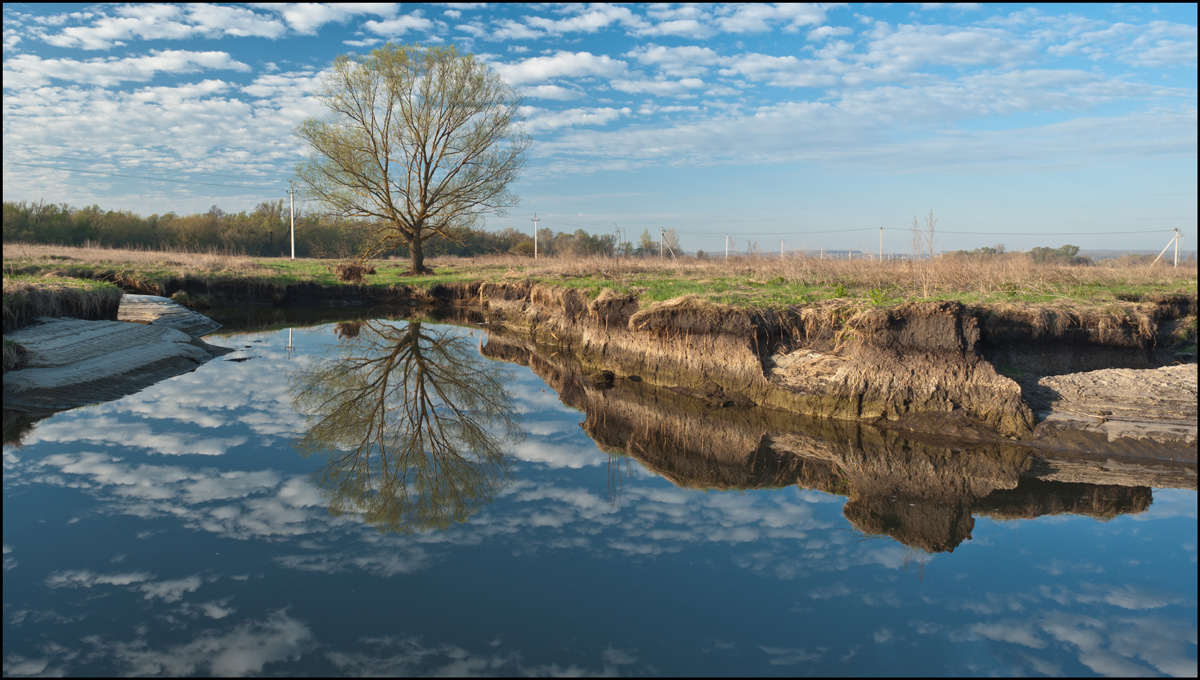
xmin=3 ymin=243 xmax=1195 ymax=316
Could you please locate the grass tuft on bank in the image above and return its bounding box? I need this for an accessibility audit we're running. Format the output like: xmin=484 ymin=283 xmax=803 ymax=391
xmin=3 ymin=274 xmax=123 ymax=333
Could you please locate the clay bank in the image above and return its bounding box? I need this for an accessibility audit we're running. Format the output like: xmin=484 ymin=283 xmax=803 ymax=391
xmin=3 ymin=276 xmax=1197 ymax=473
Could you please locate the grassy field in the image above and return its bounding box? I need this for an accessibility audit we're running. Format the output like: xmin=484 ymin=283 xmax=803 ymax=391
xmin=2 ymin=242 xmax=1196 ymax=312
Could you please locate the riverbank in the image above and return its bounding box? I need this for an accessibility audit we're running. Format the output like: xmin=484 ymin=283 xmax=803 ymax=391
xmin=3 ymin=244 xmax=1196 ymax=456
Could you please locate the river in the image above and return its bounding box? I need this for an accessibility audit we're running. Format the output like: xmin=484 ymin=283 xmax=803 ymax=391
xmin=2 ymin=314 xmax=1196 ymax=677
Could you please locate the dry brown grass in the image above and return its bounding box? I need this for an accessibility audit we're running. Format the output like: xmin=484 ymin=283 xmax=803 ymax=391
xmin=4 ymin=242 xmax=1193 ymax=311
xmin=440 ymin=251 xmax=1196 ymax=301
xmin=3 ymin=242 xmax=269 ymax=276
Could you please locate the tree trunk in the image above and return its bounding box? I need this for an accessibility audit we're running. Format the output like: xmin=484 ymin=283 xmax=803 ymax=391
xmin=408 ymin=234 xmax=434 ymax=275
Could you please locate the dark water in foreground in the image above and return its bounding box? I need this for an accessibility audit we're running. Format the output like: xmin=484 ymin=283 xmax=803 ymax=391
xmin=3 ymin=317 xmax=1196 ymax=677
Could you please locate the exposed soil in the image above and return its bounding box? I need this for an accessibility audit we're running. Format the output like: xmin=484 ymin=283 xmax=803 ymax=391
xmin=479 ymin=327 xmax=1191 ymax=554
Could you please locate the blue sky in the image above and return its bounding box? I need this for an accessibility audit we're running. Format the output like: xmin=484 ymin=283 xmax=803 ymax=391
xmin=2 ymin=3 xmax=1196 ymax=254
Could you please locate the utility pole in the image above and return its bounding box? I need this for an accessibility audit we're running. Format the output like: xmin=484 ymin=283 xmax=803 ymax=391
xmin=659 ymin=227 xmax=664 ymax=259
xmin=725 ymin=235 xmax=730 ymax=260
xmin=289 ymin=184 xmax=295 ymax=260
xmin=1175 ymin=228 xmax=1180 ymax=267
xmin=879 ymin=226 xmax=883 ymax=262
xmin=532 ymin=213 xmax=540 ymax=259
xmin=780 ymin=238 xmax=784 ymax=259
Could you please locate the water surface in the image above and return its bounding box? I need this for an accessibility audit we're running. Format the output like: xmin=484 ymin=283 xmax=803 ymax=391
xmin=3 ymin=317 xmax=1196 ymax=677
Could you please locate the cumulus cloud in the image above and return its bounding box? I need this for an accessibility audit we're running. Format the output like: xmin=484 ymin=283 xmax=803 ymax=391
xmin=492 ymin=51 xmax=628 ymax=87
xmin=610 ymin=77 xmax=706 ymax=96
xmin=3 ymin=50 xmax=250 ymax=88
xmin=626 ymin=44 xmax=721 ymax=77
xmin=274 ymin=3 xmax=398 ymax=35
xmin=363 ymin=11 xmax=437 ymax=37
xmin=715 ymin=3 xmax=832 ymax=34
xmin=525 ymin=5 xmax=647 ymax=35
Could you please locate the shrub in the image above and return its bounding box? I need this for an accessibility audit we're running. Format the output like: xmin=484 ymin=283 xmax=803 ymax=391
xmin=332 ymin=262 xmax=375 ymax=283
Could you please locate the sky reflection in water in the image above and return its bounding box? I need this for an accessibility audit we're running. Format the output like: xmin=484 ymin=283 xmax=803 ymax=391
xmin=3 ymin=319 xmax=1196 ymax=677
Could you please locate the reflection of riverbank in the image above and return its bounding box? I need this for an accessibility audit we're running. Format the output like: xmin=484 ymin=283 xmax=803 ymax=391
xmin=289 ymin=319 xmax=520 ymax=534
xmin=481 ymin=329 xmax=1193 ymax=554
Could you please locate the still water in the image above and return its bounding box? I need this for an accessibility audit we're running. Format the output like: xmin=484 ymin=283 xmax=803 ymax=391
xmin=3 ymin=316 xmax=1196 ymax=677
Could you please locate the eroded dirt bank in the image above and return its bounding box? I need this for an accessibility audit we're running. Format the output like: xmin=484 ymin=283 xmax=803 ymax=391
xmin=467 ymin=282 xmax=1195 ymax=451
xmin=480 ymin=328 xmax=1188 ymax=554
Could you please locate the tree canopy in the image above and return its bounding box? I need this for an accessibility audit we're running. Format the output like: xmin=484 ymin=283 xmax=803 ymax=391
xmin=295 ymin=43 xmax=529 ymax=275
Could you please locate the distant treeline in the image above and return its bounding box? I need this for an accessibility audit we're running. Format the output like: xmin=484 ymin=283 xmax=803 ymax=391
xmin=2 ymin=200 xmax=637 ymax=259
xmin=948 ymin=243 xmax=1089 ymax=265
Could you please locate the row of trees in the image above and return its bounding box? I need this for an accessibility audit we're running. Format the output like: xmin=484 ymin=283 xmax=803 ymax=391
xmin=2 ymin=199 xmax=681 ymax=260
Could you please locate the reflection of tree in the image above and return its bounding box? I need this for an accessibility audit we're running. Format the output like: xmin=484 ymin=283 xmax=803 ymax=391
xmin=291 ymin=320 xmax=520 ymax=533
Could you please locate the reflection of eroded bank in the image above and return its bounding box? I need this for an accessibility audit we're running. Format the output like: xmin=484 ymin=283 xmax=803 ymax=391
xmin=482 ymin=329 xmax=1188 ymax=554
xmin=290 ymin=319 xmax=520 ymax=534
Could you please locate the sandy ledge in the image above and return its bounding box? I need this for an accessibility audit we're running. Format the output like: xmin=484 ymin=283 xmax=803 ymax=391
xmin=3 ymin=296 xmax=230 ymax=415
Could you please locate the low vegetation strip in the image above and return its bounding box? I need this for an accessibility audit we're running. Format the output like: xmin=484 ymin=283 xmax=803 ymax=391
xmin=3 ymin=242 xmax=1196 ymax=313
xmin=2 ymin=274 xmax=123 ymax=333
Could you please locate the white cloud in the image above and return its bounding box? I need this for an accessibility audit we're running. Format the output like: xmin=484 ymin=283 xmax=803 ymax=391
xmin=490 ymin=19 xmax=543 ymax=41
xmin=240 ymin=70 xmax=325 ymax=99
xmin=718 ymin=53 xmax=839 ymax=88
xmin=525 ymin=5 xmax=648 ymax=35
xmin=626 ymin=44 xmax=721 ymax=77
xmin=715 ymin=3 xmax=831 ymax=34
xmin=808 ymin=25 xmax=853 ymax=41
xmin=491 ymin=51 xmax=628 ymax=87
xmin=1122 ymin=20 xmax=1198 ymax=67
xmin=276 ymin=3 xmax=398 ymax=35
xmin=611 ymin=77 xmax=706 ymax=97
xmin=363 ymin=11 xmax=436 ymax=37
xmin=636 ymin=18 xmax=716 ymax=39
xmin=519 ymin=84 xmax=586 ymax=101
xmin=861 ymin=23 xmax=1040 ymax=70
xmin=3 ymin=50 xmax=250 ymax=88
xmin=185 ymin=4 xmax=287 ymax=39
xmin=41 ymin=5 xmax=196 ymax=49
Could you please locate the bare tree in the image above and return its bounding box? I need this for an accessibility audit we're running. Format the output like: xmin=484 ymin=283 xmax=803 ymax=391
xmin=662 ymin=228 xmax=681 ymax=258
xmin=295 ymin=43 xmax=530 ymax=275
